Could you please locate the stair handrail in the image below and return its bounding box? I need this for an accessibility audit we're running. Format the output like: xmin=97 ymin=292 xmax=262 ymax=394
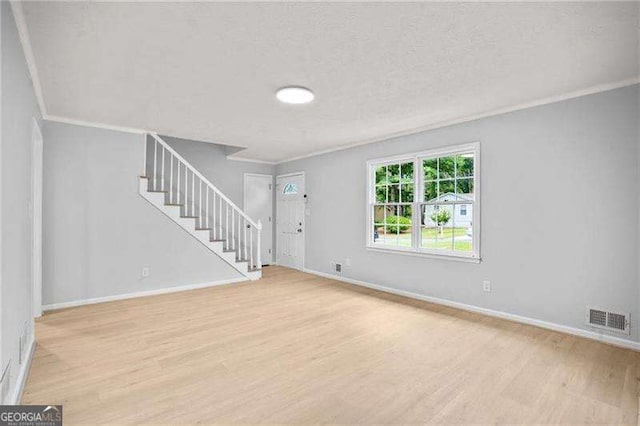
xmin=148 ymin=132 xmax=262 ymax=231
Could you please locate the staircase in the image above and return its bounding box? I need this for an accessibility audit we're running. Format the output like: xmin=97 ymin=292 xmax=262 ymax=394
xmin=138 ymin=133 xmax=262 ymax=280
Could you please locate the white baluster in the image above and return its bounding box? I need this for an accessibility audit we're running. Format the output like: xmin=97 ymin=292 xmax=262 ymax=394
xmin=244 ymin=219 xmax=248 ymax=262
xmin=153 ymin=139 xmax=158 ymax=190
xmin=212 ymin=192 xmax=216 ymax=239
xmin=237 ymin=216 xmax=241 ymax=259
xmin=144 ymin=136 xmax=148 ymax=177
xmin=232 ymin=211 xmax=236 ymax=253
xmin=161 ymin=145 xmax=165 ymax=191
xmin=217 ymin=193 xmax=221 ymax=240
xmin=226 ymin=204 xmax=229 ymax=250
xmin=191 ymin=171 xmax=195 ymax=216
xmin=199 ymin=180 xmax=202 ymax=227
xmin=169 ymin=154 xmax=173 ymax=203
xmin=235 ymin=213 xmax=238 ymax=257
xmin=205 ymin=188 xmax=209 ymax=228
xmin=176 ymin=161 xmax=180 ymax=204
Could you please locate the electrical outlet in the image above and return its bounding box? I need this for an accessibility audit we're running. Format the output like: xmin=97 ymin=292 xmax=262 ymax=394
xmin=329 ymin=261 xmax=342 ymax=274
xmin=141 ymin=267 xmax=150 ymax=278
xmin=345 ymin=258 xmax=351 ymax=267
xmin=483 ymin=280 xmax=491 ymax=292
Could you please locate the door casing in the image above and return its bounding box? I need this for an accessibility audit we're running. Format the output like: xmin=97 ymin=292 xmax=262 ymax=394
xmin=243 ymin=173 xmax=274 ymax=266
xmin=31 ymin=119 xmax=43 ymax=318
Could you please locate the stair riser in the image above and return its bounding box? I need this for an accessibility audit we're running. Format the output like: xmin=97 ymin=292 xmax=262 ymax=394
xmin=144 ymin=183 xmax=201 ymax=219
xmin=139 ymin=178 xmax=260 ymax=280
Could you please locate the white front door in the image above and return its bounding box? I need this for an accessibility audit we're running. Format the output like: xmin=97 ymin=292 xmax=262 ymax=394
xmin=276 ymin=173 xmax=305 ymax=270
xmin=244 ymin=173 xmax=273 ymax=266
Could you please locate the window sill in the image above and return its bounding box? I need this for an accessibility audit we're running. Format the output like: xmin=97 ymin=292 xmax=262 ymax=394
xmin=366 ymin=246 xmax=481 ymax=264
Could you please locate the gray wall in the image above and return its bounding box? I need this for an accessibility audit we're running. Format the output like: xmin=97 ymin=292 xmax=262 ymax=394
xmin=162 ymin=136 xmax=275 ymax=208
xmin=277 ymin=85 xmax=640 ymax=342
xmin=42 ymin=122 xmax=244 ymax=306
xmin=1 ymin=1 xmax=42 ymax=401
xmin=162 ymin=136 xmax=277 ymax=262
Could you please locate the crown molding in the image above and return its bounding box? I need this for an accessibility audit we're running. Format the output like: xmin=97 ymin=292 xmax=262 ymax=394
xmin=43 ymin=78 xmax=640 ymax=164
xmin=225 ymin=155 xmax=276 ymax=165
xmin=45 ymin=114 xmax=147 ymax=135
xmin=274 ymin=78 xmax=640 ymax=165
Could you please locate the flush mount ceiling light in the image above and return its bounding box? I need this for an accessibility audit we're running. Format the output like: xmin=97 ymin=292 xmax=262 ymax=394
xmin=276 ymin=86 xmax=314 ymax=104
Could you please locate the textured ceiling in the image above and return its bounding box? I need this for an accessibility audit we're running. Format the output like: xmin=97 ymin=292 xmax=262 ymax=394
xmin=19 ymin=2 xmax=639 ymax=162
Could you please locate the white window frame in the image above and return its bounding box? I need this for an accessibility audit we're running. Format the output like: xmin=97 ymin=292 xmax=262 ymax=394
xmin=366 ymin=141 xmax=480 ymax=262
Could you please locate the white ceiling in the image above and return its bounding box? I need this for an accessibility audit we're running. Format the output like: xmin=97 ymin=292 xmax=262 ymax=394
xmin=18 ymin=2 xmax=639 ymax=163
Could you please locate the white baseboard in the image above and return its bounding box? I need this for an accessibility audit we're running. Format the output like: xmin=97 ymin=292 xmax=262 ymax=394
xmin=9 ymin=336 xmax=36 ymax=405
xmin=42 ymin=277 xmax=247 ymax=311
xmin=303 ymin=268 xmax=640 ymax=352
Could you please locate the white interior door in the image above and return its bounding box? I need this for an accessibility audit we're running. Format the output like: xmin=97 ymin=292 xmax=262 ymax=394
xmin=31 ymin=120 xmax=43 ymax=318
xmin=244 ymin=173 xmax=273 ymax=266
xmin=276 ymin=173 xmax=305 ymax=270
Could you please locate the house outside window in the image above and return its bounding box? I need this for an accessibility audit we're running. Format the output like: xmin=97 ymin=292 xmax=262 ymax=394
xmin=367 ymin=142 xmax=480 ymax=261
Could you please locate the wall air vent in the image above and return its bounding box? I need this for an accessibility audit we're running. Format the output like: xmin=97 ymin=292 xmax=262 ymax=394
xmin=586 ymin=307 xmax=630 ymax=335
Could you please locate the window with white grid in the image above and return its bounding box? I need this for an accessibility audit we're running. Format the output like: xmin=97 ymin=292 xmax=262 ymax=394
xmin=367 ymin=142 xmax=480 ymax=260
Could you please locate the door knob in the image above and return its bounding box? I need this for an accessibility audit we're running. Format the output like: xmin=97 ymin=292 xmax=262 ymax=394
xmin=297 ymin=228 xmax=302 ymax=233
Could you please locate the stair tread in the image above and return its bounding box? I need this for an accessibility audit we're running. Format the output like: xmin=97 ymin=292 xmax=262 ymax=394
xmin=141 ymin=171 xmax=259 ymax=279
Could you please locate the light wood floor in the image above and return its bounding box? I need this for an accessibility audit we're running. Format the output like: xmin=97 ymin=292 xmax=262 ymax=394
xmin=23 ymin=266 xmax=640 ymax=424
